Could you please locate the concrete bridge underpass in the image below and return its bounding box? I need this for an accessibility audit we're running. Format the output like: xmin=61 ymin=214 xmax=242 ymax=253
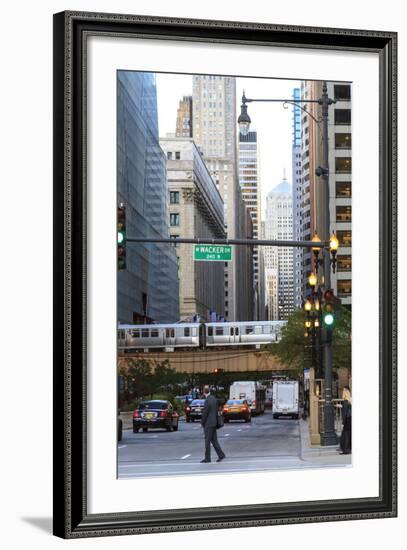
xmin=118 ymin=349 xmax=290 ymax=374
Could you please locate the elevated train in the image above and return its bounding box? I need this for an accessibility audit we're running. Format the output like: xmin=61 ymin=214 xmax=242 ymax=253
xmin=117 ymin=320 xmax=287 ymax=351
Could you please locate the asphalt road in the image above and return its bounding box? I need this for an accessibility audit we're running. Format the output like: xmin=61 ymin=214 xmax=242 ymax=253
xmin=118 ymin=411 xmax=334 ymax=478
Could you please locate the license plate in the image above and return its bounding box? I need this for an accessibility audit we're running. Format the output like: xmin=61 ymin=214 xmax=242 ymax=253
xmin=145 ymin=412 xmax=154 ymax=420
xmin=195 ymin=408 xmax=202 ymax=412
xmin=231 ymin=408 xmax=239 ymax=412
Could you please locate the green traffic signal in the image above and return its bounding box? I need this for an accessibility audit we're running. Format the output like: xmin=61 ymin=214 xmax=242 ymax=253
xmin=117 ymin=206 xmax=126 ymax=270
xmin=322 ymin=289 xmax=338 ymax=328
xmin=322 ymin=312 xmax=335 ymax=327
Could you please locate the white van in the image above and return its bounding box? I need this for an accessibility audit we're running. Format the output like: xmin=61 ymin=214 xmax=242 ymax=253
xmin=229 ymin=381 xmax=265 ymax=414
xmin=272 ymin=380 xmax=299 ymax=419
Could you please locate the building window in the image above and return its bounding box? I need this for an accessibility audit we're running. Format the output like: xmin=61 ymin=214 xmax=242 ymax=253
xmin=335 ymin=133 xmax=352 ymax=149
xmin=170 ymin=191 xmax=180 ymax=204
xmin=334 ymin=109 xmax=351 ymax=125
xmin=337 ymin=230 xmax=352 ymax=247
xmin=336 ymin=181 xmax=352 ymax=198
xmin=335 ymin=157 xmax=352 ymax=173
xmin=170 ymin=213 xmax=180 ymax=226
xmin=337 ymin=255 xmax=352 ymax=271
xmin=337 ymin=279 xmax=352 ymax=297
xmin=167 ymin=151 xmax=173 ymax=160
xmin=336 ymin=205 xmax=352 ymax=222
xmin=175 ymin=151 xmax=181 ymax=160
xmin=334 ymin=84 xmax=351 ymax=101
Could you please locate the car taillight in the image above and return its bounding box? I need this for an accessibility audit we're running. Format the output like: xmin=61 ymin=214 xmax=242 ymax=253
xmin=242 ymin=406 xmax=248 ymax=411
xmin=186 ymin=407 xmax=191 ymax=411
xmin=133 ymin=410 xmax=139 ymax=418
xmin=160 ymin=410 xmax=168 ymax=417
xmin=223 ymin=407 xmax=229 ymax=412
xmin=253 ymin=400 xmax=256 ymax=406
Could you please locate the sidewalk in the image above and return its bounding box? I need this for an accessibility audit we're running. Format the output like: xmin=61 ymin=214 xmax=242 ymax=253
xmin=298 ymin=418 xmax=352 ymax=466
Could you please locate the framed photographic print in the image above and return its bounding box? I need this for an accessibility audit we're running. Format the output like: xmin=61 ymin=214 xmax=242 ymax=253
xmin=53 ymin=11 xmax=397 ymax=538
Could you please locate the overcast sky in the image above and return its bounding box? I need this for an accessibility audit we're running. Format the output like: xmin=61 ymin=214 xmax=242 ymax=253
xmin=156 ymin=73 xmax=301 ymax=216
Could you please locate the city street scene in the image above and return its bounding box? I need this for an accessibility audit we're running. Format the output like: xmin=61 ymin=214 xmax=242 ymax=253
xmin=117 ymin=71 xmax=352 ymax=478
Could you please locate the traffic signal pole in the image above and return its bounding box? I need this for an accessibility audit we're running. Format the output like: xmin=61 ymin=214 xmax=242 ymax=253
xmin=319 ymin=82 xmax=338 ymax=446
xmin=126 ymin=236 xmax=328 ymax=249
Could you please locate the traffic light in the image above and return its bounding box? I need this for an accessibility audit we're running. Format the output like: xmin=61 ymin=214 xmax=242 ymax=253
xmin=322 ymin=289 xmax=341 ymax=328
xmin=117 ymin=206 xmax=126 ymax=270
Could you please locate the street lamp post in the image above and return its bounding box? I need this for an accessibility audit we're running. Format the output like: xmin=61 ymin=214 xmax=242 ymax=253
xmin=239 ymin=83 xmax=338 ymax=446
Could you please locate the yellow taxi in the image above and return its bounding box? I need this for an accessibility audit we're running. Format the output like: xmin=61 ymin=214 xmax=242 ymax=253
xmin=223 ymin=399 xmax=251 ymax=423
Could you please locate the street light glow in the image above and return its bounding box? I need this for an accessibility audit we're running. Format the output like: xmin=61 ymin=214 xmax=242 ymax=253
xmin=329 ymin=233 xmax=339 ymax=252
xmin=308 ymin=272 xmax=317 ymax=287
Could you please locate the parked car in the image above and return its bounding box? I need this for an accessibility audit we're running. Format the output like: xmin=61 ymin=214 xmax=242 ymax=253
xmin=133 ymin=400 xmax=179 ymax=432
xmin=223 ymin=399 xmax=251 ymax=422
xmin=185 ymin=399 xmax=206 ymax=422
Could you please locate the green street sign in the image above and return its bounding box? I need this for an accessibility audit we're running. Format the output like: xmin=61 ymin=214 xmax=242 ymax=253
xmin=193 ymin=244 xmax=232 ymax=262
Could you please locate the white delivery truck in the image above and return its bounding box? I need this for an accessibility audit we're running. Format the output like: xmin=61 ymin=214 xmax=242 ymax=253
xmin=272 ymin=380 xmax=299 ymax=419
xmin=229 ymin=381 xmax=265 ymax=414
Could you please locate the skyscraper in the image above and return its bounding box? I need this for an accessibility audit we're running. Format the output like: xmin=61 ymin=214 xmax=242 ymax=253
xmin=117 ymin=71 xmax=179 ymax=324
xmin=175 ymin=95 xmax=193 ymax=137
xmin=160 ymin=137 xmax=226 ymax=320
xmin=238 ymin=130 xmax=265 ymax=319
xmin=300 ymin=81 xmax=352 ymax=307
xmin=292 ymin=88 xmax=303 ymax=309
xmin=264 ymin=177 xmax=294 ymax=320
xmin=192 ymin=75 xmax=253 ymax=321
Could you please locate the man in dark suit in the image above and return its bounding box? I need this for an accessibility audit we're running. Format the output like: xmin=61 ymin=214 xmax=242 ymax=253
xmin=200 ymin=387 xmax=226 ymax=463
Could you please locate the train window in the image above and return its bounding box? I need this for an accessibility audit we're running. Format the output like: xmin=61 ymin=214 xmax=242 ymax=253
xmin=131 ymin=329 xmax=140 ymax=338
xmin=254 ymin=326 xmax=262 ymax=334
xmin=216 ymin=327 xmax=224 ymax=336
xmin=192 ymin=328 xmax=197 ymax=336
xmin=208 ymin=327 xmax=213 ymax=336
xmin=184 ymin=328 xmax=190 ymax=337
xmin=118 ymin=330 xmax=125 ymax=339
xmin=230 ymin=327 xmax=234 ymax=336
xmin=245 ymin=327 xmax=254 ymax=334
xmin=141 ymin=329 xmax=149 ymax=338
xmin=235 ymin=327 xmax=239 ymax=336
xmin=151 ymin=329 xmax=159 ymax=338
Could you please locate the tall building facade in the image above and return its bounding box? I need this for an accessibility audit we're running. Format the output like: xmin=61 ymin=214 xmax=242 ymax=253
xmin=292 ymin=88 xmax=303 ymax=309
xmin=238 ymin=130 xmax=265 ymax=320
xmin=192 ymin=74 xmax=253 ymax=321
xmin=175 ymin=96 xmax=193 ymax=137
xmin=160 ymin=138 xmax=226 ymax=320
xmin=117 ymin=71 xmax=179 ymax=324
xmin=264 ymin=178 xmax=294 ymax=320
xmin=301 ymin=81 xmax=352 ymax=307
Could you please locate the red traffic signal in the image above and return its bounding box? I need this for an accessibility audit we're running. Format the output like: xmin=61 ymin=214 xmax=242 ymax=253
xmin=324 ymin=289 xmax=334 ymax=302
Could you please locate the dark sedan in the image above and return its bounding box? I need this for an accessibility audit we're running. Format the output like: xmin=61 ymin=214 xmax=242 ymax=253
xmin=185 ymin=399 xmax=206 ymax=422
xmin=133 ymin=400 xmax=179 ymax=433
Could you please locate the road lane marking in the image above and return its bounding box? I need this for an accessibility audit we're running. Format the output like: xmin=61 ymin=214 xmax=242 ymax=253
xmin=224 ymin=433 xmax=230 ymax=437
xmin=118 ymin=445 xmax=127 ymax=449
xmin=181 ymin=454 xmax=191 ymax=460
xmin=118 ymin=455 xmax=302 ymax=468
xmin=237 ymin=429 xmax=242 ymax=432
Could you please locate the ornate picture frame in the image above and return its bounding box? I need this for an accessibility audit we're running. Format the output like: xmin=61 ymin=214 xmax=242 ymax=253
xmin=53 ymin=11 xmax=397 ymax=538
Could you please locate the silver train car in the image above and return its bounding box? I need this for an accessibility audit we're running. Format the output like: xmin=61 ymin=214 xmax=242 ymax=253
xmin=205 ymin=321 xmax=286 ymax=347
xmin=118 ymin=320 xmax=286 ymax=351
xmin=118 ymin=323 xmax=200 ymax=350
